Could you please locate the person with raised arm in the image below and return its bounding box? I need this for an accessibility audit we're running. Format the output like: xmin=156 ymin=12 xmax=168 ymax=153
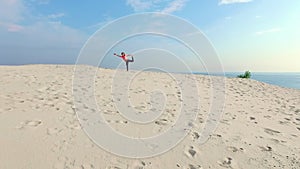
xmin=114 ymin=52 xmax=134 ymax=71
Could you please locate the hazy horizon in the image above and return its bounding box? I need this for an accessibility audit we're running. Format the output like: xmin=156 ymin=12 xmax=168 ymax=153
xmin=1 ymin=63 xmax=299 ymax=73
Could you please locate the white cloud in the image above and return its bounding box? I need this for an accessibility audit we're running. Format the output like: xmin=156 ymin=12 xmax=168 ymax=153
xmin=126 ymin=0 xmax=152 ymax=12
xmin=0 ymin=0 xmax=88 ymax=64
xmin=161 ymin=0 xmax=188 ymax=14
xmin=35 ymin=0 xmax=51 ymax=5
xmin=126 ymin=0 xmax=188 ymax=14
xmin=255 ymin=28 xmax=281 ymax=35
xmin=48 ymin=13 xmax=65 ymax=19
xmin=219 ymin=0 xmax=252 ymax=5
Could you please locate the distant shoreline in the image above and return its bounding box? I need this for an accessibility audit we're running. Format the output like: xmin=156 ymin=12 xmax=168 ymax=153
xmin=0 ymin=64 xmax=299 ymax=90
xmin=193 ymin=72 xmax=300 ymax=90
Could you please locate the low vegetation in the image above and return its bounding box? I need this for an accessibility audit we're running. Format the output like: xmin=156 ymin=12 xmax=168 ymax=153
xmin=237 ymin=71 xmax=251 ymax=79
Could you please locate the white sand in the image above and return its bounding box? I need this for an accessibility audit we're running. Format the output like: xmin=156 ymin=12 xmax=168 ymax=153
xmin=0 ymin=65 xmax=299 ymax=169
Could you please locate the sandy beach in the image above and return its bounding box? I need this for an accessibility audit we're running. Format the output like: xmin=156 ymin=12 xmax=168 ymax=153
xmin=0 ymin=64 xmax=299 ymax=169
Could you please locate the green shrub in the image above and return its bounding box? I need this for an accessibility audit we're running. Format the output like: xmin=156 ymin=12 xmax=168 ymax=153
xmin=237 ymin=71 xmax=251 ymax=78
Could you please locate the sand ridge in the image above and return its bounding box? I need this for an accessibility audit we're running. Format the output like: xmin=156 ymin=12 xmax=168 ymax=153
xmin=0 ymin=65 xmax=299 ymax=169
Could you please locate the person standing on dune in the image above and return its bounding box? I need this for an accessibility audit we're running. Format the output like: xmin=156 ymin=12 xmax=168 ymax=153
xmin=114 ymin=52 xmax=134 ymax=71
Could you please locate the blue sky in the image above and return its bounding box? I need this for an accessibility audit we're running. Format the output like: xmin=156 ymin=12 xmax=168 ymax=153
xmin=0 ymin=0 xmax=299 ymax=72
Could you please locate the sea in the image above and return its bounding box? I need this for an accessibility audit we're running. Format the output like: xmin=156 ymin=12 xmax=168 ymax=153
xmin=194 ymin=72 xmax=300 ymax=90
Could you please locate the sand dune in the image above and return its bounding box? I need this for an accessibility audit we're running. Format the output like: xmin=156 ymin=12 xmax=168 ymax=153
xmin=0 ymin=65 xmax=299 ymax=169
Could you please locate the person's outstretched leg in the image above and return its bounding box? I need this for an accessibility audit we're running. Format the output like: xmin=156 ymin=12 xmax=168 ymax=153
xmin=127 ymin=57 xmax=134 ymax=63
xmin=126 ymin=61 xmax=129 ymax=71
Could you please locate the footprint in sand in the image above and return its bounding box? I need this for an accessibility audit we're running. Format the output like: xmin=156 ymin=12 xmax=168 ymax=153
xmin=249 ymin=116 xmax=255 ymax=120
xmin=264 ymin=128 xmax=281 ymax=135
xmin=279 ymin=120 xmax=290 ymax=125
xmin=294 ymin=118 xmax=300 ymax=125
xmin=51 ymin=139 xmax=69 ymax=152
xmin=191 ymin=132 xmax=200 ymax=141
xmin=76 ymin=164 xmax=95 ymax=169
xmin=66 ymin=123 xmax=82 ymax=130
xmin=54 ymin=156 xmax=79 ymax=169
xmin=131 ymin=161 xmax=147 ymax=169
xmin=25 ymin=120 xmax=42 ymax=127
xmin=185 ymin=146 xmax=197 ymax=158
xmin=259 ymin=145 xmax=272 ymax=152
xmin=47 ymin=128 xmax=62 ymax=135
xmin=187 ymin=164 xmax=202 ymax=169
xmin=218 ymin=157 xmax=233 ymax=168
xmin=16 ymin=120 xmax=42 ymax=129
xmin=106 ymin=120 xmax=128 ymax=124
xmin=105 ymin=166 xmax=122 ymax=169
xmin=155 ymin=119 xmax=168 ymax=125
xmin=227 ymin=146 xmax=239 ymax=153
